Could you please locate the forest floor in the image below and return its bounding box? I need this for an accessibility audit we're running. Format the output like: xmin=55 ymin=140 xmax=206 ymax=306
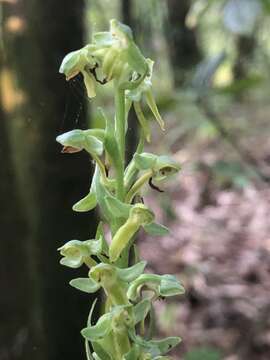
xmin=139 ymin=100 xmax=270 ymax=360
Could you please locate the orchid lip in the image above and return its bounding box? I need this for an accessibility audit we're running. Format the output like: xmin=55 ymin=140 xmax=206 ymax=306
xmin=61 ymin=146 xmax=82 ymax=154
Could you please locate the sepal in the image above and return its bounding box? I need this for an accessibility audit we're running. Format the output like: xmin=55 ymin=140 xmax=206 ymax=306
xmin=126 ymin=59 xmax=165 ymax=131
xmin=116 ymin=261 xmax=147 ymax=282
xmin=134 ymin=152 xmax=157 ymax=170
xmin=69 ymin=278 xmax=100 ymax=293
xmin=72 ymin=192 xmax=97 ymax=212
xmin=159 ymin=275 xmax=185 ymax=297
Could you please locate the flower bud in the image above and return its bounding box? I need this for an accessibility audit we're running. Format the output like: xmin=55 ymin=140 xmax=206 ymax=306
xmin=129 ymin=204 xmax=154 ymax=226
xmin=109 ymin=204 xmax=154 ymax=262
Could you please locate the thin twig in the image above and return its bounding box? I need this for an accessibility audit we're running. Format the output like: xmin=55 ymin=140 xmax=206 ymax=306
xmin=196 ymin=97 xmax=270 ymax=184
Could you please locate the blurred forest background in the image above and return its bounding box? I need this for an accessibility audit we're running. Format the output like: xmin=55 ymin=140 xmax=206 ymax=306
xmin=1 ymin=0 xmax=270 ymax=359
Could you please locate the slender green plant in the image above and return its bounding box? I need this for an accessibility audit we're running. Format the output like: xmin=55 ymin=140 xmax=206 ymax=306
xmin=57 ymin=19 xmax=185 ymax=360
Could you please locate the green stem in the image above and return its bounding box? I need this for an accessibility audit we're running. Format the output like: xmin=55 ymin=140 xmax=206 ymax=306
xmin=115 ymin=87 xmax=126 ymax=201
xmin=113 ymin=330 xmax=130 ymax=359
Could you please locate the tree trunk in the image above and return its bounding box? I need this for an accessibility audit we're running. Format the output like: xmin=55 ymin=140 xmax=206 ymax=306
xmin=165 ymin=0 xmax=201 ymax=86
xmin=2 ymin=1 xmax=97 ymax=359
xmin=233 ymin=35 xmax=256 ymax=81
xmin=0 ymin=47 xmax=32 ymax=360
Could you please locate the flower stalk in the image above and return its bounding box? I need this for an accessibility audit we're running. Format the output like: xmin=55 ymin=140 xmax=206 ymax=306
xmin=57 ymin=19 xmax=185 ymax=360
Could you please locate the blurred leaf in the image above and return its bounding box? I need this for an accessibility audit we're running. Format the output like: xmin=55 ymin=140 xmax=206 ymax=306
xmin=144 ymin=222 xmax=170 ymax=236
xmin=184 ymin=347 xmax=222 ymax=360
xmin=217 ymin=74 xmax=263 ymax=95
xmin=261 ymin=0 xmax=270 ymax=12
xmin=212 ymin=160 xmax=255 ymax=188
xmin=223 ymin=0 xmax=262 ymax=35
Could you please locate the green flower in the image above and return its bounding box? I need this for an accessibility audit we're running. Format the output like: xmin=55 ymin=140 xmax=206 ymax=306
xmin=126 ymin=59 xmax=165 ymax=140
xmin=127 ymin=274 xmax=185 ymax=302
xmin=87 ymin=261 xmax=146 ymax=305
xmin=59 ymin=46 xmax=98 ymax=98
xmin=134 ymin=152 xmax=181 ymax=181
xmin=60 ymin=19 xmax=149 ymax=98
xmin=56 ymin=129 xmax=103 ymax=156
xmin=59 ymin=46 xmax=94 ymax=80
xmin=95 ymin=19 xmax=149 ymax=88
xmin=58 ymin=239 xmax=102 ymax=268
xmin=128 ymin=330 xmax=181 ymax=357
xmin=81 ymin=305 xmax=132 ymax=342
xmin=125 ymin=153 xmax=181 ymax=203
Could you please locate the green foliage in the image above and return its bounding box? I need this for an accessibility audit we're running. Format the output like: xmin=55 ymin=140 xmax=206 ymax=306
xmin=211 ymin=160 xmax=255 ymax=188
xmin=57 ymin=19 xmax=183 ymax=359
